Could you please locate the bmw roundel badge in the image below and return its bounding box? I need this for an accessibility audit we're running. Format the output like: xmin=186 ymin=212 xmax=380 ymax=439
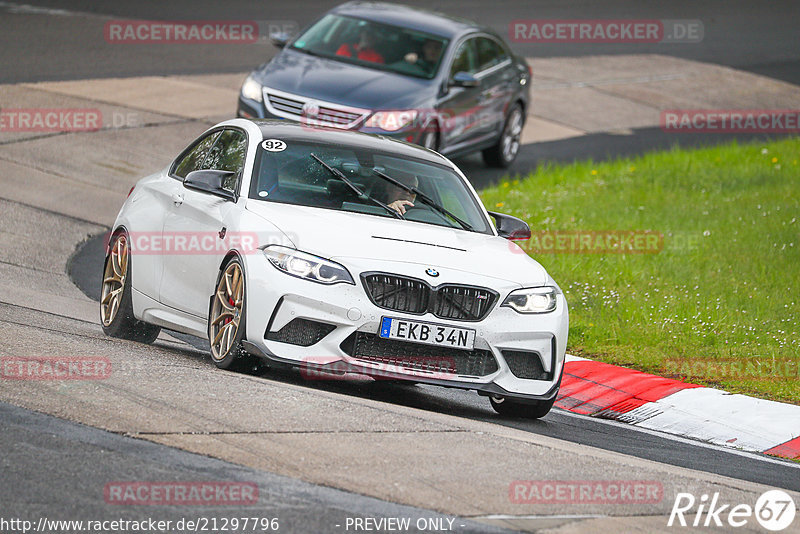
xmin=425 ymin=268 xmax=439 ymax=277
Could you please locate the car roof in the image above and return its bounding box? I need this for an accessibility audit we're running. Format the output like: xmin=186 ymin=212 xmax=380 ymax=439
xmin=251 ymin=119 xmax=453 ymax=166
xmin=331 ymin=1 xmax=481 ymax=39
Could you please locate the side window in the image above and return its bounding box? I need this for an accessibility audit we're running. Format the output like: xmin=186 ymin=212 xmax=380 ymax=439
xmin=476 ymin=37 xmax=507 ymax=71
xmin=173 ymin=132 xmax=221 ymax=179
xmin=449 ymin=38 xmax=478 ymax=78
xmin=203 ymin=129 xmax=247 ymax=192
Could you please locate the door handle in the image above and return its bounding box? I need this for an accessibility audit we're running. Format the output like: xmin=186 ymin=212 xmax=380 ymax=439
xmin=171 ymin=193 xmax=184 ymax=206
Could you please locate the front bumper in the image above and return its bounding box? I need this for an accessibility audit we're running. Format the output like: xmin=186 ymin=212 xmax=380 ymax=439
xmin=242 ymin=254 xmax=569 ymax=401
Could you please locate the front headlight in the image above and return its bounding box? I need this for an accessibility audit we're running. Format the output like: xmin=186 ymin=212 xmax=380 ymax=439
xmin=241 ymin=75 xmax=263 ymax=103
xmin=262 ymin=246 xmax=354 ymax=285
xmin=364 ymin=110 xmax=418 ymax=132
xmin=502 ymin=287 xmax=558 ymax=314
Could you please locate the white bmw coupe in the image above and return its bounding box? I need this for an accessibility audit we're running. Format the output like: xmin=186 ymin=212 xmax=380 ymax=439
xmin=101 ymin=119 xmax=568 ymax=418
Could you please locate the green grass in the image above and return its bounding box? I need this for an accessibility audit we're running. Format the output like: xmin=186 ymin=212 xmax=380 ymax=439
xmin=480 ymin=138 xmax=800 ymax=403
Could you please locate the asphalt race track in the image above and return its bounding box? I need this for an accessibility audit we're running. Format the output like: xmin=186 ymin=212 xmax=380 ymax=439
xmin=2 ymin=1 xmax=800 ymax=532
xmin=63 ymin=232 xmax=800 ymax=494
xmin=1 ymin=401 xmax=513 ymax=534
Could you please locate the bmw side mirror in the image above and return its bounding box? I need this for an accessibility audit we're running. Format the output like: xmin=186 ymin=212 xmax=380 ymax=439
xmin=270 ymin=32 xmax=290 ymax=49
xmin=450 ymin=71 xmax=479 ymax=88
xmin=488 ymin=211 xmax=531 ymax=241
xmin=184 ymin=170 xmax=237 ymax=202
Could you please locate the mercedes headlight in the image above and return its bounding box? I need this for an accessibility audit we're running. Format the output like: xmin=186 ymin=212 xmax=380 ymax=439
xmin=262 ymin=246 xmax=354 ymax=285
xmin=240 ymin=75 xmax=263 ymax=103
xmin=502 ymin=287 xmax=558 ymax=314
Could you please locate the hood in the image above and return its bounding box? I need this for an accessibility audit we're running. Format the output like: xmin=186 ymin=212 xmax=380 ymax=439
xmin=245 ymin=201 xmax=548 ymax=287
xmin=254 ymin=48 xmax=433 ymax=110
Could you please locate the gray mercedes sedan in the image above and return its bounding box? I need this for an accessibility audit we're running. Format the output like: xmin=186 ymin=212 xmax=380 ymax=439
xmin=237 ymin=1 xmax=531 ymax=168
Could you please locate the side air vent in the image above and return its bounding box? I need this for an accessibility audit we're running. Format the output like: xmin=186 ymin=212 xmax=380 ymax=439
xmin=266 ymin=318 xmax=336 ymax=347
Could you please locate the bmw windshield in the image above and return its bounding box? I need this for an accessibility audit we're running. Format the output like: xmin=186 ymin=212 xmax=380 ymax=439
xmin=249 ymin=139 xmax=492 ymax=234
xmin=290 ymin=14 xmax=449 ymax=80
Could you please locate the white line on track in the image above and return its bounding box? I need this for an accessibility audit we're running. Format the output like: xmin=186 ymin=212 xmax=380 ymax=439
xmin=553 ymin=408 xmax=800 ymax=470
xmin=0 ymin=1 xmax=106 ymax=18
xmin=471 ymin=514 xmax=605 ymax=520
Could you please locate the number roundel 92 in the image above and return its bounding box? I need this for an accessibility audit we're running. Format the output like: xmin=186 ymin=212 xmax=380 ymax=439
xmin=261 ymin=139 xmax=287 ymax=152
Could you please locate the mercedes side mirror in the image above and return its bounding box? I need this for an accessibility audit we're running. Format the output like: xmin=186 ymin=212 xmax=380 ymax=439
xmin=450 ymin=71 xmax=480 ymax=88
xmin=269 ymin=32 xmax=290 ymax=49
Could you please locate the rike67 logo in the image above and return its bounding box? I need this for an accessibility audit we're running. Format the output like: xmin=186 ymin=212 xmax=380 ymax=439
xmin=668 ymin=489 xmax=796 ymax=531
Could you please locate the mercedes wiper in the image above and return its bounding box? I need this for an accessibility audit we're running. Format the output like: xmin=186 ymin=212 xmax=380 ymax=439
xmin=310 ymin=154 xmax=404 ymax=220
xmin=371 ymin=168 xmax=474 ymax=231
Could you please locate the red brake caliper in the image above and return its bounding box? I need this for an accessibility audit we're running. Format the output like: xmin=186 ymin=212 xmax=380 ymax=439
xmin=224 ymin=296 xmax=235 ymax=325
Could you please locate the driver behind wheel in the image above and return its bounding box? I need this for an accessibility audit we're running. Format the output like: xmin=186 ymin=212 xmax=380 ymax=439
xmin=382 ymin=171 xmax=418 ymax=215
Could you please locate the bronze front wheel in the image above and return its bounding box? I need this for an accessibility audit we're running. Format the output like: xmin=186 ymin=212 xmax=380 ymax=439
xmin=208 ymin=257 xmax=257 ymax=371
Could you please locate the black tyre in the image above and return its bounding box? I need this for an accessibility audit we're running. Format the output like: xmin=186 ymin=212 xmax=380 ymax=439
xmin=208 ymin=257 xmax=258 ymax=372
xmin=489 ymin=394 xmax=555 ymax=419
xmin=100 ymin=232 xmax=161 ymax=343
xmin=482 ymin=104 xmax=524 ymax=168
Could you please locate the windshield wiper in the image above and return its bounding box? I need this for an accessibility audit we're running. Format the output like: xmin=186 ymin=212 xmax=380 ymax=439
xmin=371 ymin=168 xmax=474 ymax=231
xmin=309 ymin=154 xmax=404 ymax=220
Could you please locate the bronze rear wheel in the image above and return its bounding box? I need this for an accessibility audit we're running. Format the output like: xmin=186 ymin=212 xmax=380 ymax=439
xmin=101 ymin=234 xmax=128 ymax=326
xmin=100 ymin=232 xmax=160 ymax=343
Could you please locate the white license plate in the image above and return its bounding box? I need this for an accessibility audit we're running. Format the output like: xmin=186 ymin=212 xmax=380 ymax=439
xmin=378 ymin=317 xmax=475 ymax=350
